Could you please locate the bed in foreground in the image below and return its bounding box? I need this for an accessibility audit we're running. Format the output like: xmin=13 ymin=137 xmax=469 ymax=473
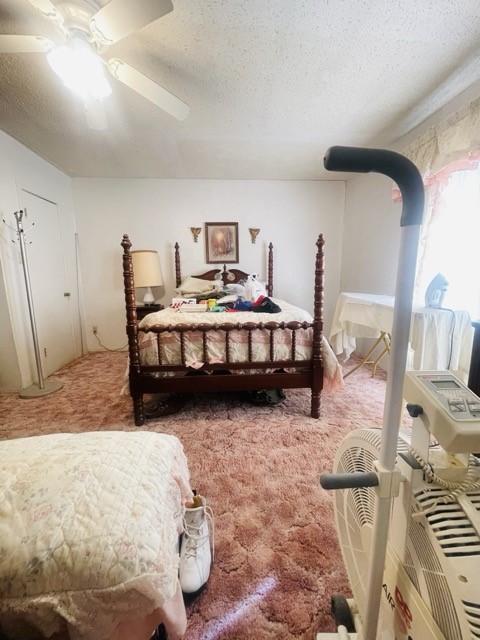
xmin=122 ymin=234 xmax=343 ymax=426
xmin=0 ymin=431 xmax=192 ymax=640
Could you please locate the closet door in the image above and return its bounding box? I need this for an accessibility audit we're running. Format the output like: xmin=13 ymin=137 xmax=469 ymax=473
xmin=19 ymin=190 xmax=76 ymax=378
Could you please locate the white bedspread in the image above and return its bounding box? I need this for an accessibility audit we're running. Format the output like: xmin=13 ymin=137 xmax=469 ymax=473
xmin=138 ymin=299 xmax=343 ymax=393
xmin=0 ymin=431 xmax=192 ymax=640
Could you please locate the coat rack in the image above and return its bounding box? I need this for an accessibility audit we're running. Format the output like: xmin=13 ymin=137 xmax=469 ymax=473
xmin=13 ymin=210 xmax=63 ymax=398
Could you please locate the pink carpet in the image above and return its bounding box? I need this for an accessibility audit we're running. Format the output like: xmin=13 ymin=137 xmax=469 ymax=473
xmin=0 ymin=353 xmax=398 ymax=639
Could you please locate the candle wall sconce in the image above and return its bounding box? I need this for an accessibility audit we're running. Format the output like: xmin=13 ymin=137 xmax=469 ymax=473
xmin=249 ymin=228 xmax=260 ymax=244
xmin=190 ymin=227 xmax=202 ymax=243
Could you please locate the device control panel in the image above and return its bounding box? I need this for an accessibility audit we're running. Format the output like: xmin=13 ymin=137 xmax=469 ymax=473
xmin=404 ymin=371 xmax=480 ymax=453
xmin=418 ymin=374 xmax=480 ymax=418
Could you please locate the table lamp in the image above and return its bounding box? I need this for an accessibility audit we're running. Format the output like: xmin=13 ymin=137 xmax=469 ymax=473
xmin=131 ymin=249 xmax=163 ymax=305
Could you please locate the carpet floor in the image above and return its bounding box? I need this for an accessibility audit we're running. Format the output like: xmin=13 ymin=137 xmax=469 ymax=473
xmin=0 ymin=353 xmax=403 ymax=639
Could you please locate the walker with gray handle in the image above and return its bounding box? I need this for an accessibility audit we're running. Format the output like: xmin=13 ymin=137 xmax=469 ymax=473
xmin=319 ymin=146 xmax=424 ymax=639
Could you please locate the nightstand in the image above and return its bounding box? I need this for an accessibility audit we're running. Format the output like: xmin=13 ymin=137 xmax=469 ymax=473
xmin=136 ymin=303 xmax=164 ymax=320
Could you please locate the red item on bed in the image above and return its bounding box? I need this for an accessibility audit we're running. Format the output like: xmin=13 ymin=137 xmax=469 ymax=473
xmin=252 ymin=294 xmax=266 ymax=306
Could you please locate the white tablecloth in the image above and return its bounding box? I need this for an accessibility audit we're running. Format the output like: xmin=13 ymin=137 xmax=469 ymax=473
xmin=329 ymin=292 xmax=474 ymax=376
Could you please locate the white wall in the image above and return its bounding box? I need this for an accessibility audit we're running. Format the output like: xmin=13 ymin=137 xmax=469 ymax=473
xmin=0 ymin=130 xmax=82 ymax=391
xmin=72 ymin=178 xmax=345 ymax=352
xmin=339 ymin=173 xmax=402 ymax=365
xmin=342 ymin=173 xmax=400 ymax=294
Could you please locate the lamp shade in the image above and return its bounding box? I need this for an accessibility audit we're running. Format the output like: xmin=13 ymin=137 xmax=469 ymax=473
xmin=131 ymin=250 xmax=163 ymax=287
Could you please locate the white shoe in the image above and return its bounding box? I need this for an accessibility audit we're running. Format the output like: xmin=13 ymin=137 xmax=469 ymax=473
xmin=179 ymin=495 xmax=214 ymax=594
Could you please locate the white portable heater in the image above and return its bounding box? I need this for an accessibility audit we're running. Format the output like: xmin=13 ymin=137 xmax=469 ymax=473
xmin=318 ymin=147 xmax=480 ymax=640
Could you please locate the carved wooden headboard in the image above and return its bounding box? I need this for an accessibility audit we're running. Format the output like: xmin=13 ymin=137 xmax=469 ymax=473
xmin=174 ymin=242 xmax=274 ymax=297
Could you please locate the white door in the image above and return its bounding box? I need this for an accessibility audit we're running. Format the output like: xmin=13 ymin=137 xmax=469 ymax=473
xmin=19 ymin=190 xmax=76 ymax=378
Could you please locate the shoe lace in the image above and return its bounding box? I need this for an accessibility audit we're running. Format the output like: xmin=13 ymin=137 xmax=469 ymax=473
xmin=183 ymin=506 xmax=215 ymax=561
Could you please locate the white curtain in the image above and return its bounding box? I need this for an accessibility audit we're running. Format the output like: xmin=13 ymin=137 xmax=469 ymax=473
xmin=415 ymin=163 xmax=480 ymax=318
xmin=392 ymin=96 xmax=480 ymax=319
xmin=398 ymin=96 xmax=480 ymax=176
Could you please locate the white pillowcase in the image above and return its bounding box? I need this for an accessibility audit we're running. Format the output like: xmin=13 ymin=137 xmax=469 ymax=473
xmin=175 ymin=276 xmax=221 ymax=295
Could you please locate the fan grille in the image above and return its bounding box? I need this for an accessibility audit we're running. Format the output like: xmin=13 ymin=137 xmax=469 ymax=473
xmin=463 ymin=601 xmax=480 ymax=638
xmin=407 ymin=486 xmax=480 ymax=639
xmin=403 ymin=546 xmax=420 ymax=593
xmin=424 ymin=572 xmax=462 ymax=640
xmin=470 ymin=491 xmax=480 ymax=512
xmin=334 ymin=429 xmax=409 ymax=626
xmin=405 ymin=506 xmax=463 ymax=639
xmin=334 ymin=429 xmax=476 ymax=640
xmin=414 ymin=488 xmax=480 ymax=557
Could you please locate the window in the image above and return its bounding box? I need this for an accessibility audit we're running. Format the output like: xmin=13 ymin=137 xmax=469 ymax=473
xmin=415 ymin=160 xmax=480 ymax=319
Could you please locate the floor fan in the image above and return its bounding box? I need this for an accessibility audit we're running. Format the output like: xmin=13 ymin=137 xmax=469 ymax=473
xmin=13 ymin=210 xmax=63 ymax=398
xmin=315 ymin=146 xmax=480 ymax=639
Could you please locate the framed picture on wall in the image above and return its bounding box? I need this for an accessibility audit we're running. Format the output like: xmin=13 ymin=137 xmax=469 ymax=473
xmin=205 ymin=222 xmax=239 ymax=263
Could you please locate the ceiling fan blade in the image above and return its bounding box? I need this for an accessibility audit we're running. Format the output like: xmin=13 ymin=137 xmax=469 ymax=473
xmin=90 ymin=0 xmax=173 ymax=46
xmin=83 ymin=97 xmax=108 ymax=131
xmin=27 ymin=0 xmax=64 ymax=26
xmin=107 ymin=58 xmax=190 ymax=121
xmin=0 ymin=34 xmax=54 ymax=53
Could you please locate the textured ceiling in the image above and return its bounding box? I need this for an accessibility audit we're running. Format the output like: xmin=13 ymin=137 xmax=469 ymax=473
xmin=1 ymin=0 xmax=480 ymax=179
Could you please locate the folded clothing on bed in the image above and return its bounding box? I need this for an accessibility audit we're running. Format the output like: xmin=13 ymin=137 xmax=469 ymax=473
xmin=224 ymin=297 xmax=281 ymax=313
xmin=0 ymin=431 xmax=193 ymax=640
xmin=226 ymin=298 xmax=253 ymax=311
xmin=252 ymin=296 xmax=281 ymax=313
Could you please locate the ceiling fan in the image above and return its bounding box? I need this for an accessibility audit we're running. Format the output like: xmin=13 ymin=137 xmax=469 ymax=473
xmin=0 ymin=0 xmax=190 ymax=129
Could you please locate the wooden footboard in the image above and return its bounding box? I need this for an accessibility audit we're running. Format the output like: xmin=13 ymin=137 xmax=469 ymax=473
xmin=122 ymin=235 xmax=324 ymax=425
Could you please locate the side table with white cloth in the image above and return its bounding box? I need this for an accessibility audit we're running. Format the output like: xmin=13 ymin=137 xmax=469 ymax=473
xmin=329 ymin=292 xmax=474 ymax=378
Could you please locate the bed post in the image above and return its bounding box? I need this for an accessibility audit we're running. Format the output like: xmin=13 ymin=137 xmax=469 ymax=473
xmin=121 ymin=234 xmax=145 ymax=426
xmin=267 ymin=242 xmax=273 ymax=297
xmin=311 ymin=234 xmax=324 ymax=418
xmin=175 ymin=242 xmax=181 ymax=288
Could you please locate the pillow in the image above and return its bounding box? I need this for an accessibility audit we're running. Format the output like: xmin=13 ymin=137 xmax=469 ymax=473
xmin=175 ymin=276 xmax=220 ymax=295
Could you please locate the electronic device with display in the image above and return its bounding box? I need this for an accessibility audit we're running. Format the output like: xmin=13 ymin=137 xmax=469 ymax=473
xmin=404 ymin=370 xmax=480 ymax=453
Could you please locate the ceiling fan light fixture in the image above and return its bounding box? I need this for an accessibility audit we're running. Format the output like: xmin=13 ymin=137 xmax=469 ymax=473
xmin=47 ymin=37 xmax=112 ymax=100
xmin=3 ymin=0 xmax=190 ymax=127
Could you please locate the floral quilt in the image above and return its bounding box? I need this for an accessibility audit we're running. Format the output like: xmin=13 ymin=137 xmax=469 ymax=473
xmin=0 ymin=431 xmax=192 ymax=640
